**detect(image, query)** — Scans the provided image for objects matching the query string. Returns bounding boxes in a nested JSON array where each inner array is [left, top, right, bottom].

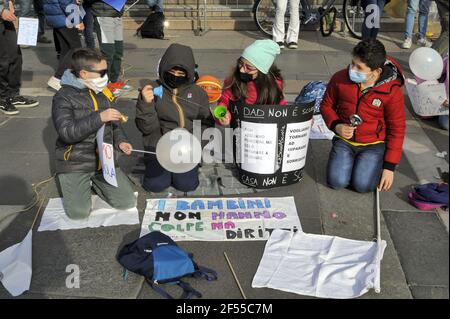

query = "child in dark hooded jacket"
[[135, 43, 213, 193]]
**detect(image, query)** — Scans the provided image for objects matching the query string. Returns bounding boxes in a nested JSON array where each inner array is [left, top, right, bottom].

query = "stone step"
[[124, 4, 254, 18]]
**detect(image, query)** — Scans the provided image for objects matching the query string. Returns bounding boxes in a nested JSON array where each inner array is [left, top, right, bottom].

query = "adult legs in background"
[[273, 0, 288, 46], [0, 21, 23, 114], [286, 0, 300, 47], [53, 27, 82, 79], [361, 0, 386, 40], [432, 0, 449, 55], [83, 6, 96, 49]]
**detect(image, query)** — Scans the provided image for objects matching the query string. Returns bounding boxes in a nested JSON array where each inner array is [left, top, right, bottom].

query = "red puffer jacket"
[[320, 57, 406, 171]]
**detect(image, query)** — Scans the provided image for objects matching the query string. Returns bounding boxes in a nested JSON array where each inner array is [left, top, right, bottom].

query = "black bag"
[[137, 12, 165, 39]]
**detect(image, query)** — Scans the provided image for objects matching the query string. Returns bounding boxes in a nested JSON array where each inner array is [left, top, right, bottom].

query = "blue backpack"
[[117, 231, 217, 299]]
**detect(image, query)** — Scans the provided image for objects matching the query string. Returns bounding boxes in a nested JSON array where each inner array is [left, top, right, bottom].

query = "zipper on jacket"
[[172, 88, 186, 128], [63, 145, 73, 161]]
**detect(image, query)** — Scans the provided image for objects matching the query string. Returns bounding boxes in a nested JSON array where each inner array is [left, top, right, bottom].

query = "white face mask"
[[80, 74, 109, 93]]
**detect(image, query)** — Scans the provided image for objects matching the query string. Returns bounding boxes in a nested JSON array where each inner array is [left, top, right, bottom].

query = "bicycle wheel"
[[253, 0, 289, 38], [343, 0, 365, 39], [319, 6, 337, 37]]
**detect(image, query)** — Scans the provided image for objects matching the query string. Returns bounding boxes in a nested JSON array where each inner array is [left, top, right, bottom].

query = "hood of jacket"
[[60, 69, 88, 90], [158, 43, 196, 88]]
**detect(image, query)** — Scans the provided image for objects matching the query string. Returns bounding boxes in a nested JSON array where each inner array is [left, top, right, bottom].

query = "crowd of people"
[[0, 0, 448, 219]]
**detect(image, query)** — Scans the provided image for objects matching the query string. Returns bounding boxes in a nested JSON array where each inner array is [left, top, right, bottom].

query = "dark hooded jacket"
[[135, 43, 213, 150], [320, 57, 406, 171], [52, 70, 128, 174]]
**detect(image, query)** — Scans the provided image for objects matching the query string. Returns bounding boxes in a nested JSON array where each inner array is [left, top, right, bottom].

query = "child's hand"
[[218, 111, 232, 126], [335, 124, 356, 139], [378, 169, 394, 191], [141, 85, 154, 104], [443, 99, 449, 108], [100, 108, 123, 122], [119, 142, 133, 155]]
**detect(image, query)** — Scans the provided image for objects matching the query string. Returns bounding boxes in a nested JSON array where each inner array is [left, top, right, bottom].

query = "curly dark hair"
[[352, 39, 387, 70]]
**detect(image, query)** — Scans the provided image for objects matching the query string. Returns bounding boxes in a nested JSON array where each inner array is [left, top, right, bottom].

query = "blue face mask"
[[348, 66, 368, 84]]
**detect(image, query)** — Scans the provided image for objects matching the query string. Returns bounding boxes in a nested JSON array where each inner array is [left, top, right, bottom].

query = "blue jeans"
[[327, 138, 386, 193], [405, 0, 431, 39], [362, 0, 386, 40], [143, 158, 199, 193], [146, 0, 164, 12], [439, 115, 449, 131]]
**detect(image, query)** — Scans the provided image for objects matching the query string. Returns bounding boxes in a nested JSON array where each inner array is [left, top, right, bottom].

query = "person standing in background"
[[85, 0, 132, 96], [272, 0, 300, 49], [361, 0, 386, 40], [402, 0, 432, 49], [0, 0, 40, 115], [43, 0, 84, 91], [82, 0, 95, 48], [17, 0, 52, 43], [432, 0, 449, 55]]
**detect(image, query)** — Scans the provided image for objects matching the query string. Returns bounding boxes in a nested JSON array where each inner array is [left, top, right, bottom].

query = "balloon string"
[[131, 149, 156, 155]]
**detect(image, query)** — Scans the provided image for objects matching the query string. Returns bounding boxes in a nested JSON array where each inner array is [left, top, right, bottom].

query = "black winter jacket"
[[135, 43, 214, 151], [52, 70, 128, 174]]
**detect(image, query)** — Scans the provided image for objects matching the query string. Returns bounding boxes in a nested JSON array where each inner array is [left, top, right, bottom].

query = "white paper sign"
[[240, 121, 278, 174], [405, 78, 449, 116], [17, 17, 39, 46], [140, 197, 302, 241], [282, 120, 312, 173], [96, 125, 118, 187]]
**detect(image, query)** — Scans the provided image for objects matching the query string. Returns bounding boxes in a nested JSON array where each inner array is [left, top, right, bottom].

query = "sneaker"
[[401, 38, 412, 49], [287, 42, 298, 49], [37, 35, 52, 44], [417, 37, 432, 47], [10, 95, 39, 108], [0, 99, 19, 115], [276, 42, 285, 49], [47, 76, 62, 91]]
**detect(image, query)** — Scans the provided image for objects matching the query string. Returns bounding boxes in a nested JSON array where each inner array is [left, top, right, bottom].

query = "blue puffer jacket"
[[43, 0, 77, 28]]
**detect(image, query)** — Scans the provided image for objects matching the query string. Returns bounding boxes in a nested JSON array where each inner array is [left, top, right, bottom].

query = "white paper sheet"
[[0, 231, 32, 297], [96, 125, 118, 187], [252, 229, 387, 299], [240, 121, 278, 174], [38, 194, 139, 232], [282, 120, 312, 173], [405, 79, 449, 116], [17, 18, 39, 46]]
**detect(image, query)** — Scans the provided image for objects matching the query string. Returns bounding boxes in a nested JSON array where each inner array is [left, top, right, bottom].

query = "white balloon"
[[156, 128, 202, 174], [409, 47, 444, 81]]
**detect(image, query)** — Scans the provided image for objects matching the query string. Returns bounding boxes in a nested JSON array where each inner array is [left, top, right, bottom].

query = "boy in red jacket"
[[320, 39, 406, 193]]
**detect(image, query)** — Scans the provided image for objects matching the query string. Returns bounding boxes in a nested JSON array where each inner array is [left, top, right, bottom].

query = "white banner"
[[140, 197, 302, 241]]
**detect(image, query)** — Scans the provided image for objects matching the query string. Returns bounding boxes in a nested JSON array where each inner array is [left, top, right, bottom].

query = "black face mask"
[[239, 72, 253, 83], [163, 72, 188, 88]]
